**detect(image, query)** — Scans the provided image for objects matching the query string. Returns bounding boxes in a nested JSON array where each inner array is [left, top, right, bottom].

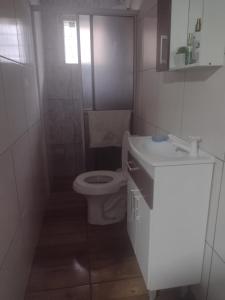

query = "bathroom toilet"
[[73, 132, 129, 225]]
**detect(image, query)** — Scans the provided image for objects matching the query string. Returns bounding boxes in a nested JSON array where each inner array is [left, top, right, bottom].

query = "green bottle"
[[186, 33, 193, 65]]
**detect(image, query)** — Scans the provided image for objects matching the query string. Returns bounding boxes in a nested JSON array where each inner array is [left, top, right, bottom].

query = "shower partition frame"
[[62, 10, 137, 171], [86, 13, 136, 171]]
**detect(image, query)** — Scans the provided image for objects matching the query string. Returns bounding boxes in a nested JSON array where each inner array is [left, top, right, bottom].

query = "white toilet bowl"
[[73, 170, 127, 225], [73, 132, 129, 225]]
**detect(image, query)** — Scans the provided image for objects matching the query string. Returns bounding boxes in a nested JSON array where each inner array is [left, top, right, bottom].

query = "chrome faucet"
[[168, 135, 201, 157]]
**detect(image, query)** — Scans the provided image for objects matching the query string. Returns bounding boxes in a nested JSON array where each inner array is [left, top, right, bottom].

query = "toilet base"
[[86, 188, 127, 225]]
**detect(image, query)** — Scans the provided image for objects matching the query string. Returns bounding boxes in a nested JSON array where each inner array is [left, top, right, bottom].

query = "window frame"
[[62, 15, 79, 65]]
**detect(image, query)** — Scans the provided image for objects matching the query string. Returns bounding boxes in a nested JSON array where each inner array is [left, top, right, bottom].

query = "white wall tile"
[[12, 133, 33, 215], [71, 66, 82, 100], [46, 98, 78, 144], [214, 165, 225, 261], [143, 121, 157, 136], [142, 11, 157, 70], [132, 116, 144, 135], [42, 3, 84, 178], [0, 65, 11, 154], [132, 115, 142, 135], [135, 71, 143, 118], [32, 10, 46, 113], [139, 0, 157, 18], [206, 159, 224, 247], [42, 11, 63, 58], [132, 115, 156, 137], [29, 123, 46, 213], [156, 127, 169, 136], [136, 18, 143, 72], [0, 229, 29, 300], [142, 69, 159, 125], [23, 65, 40, 127], [208, 252, 225, 300], [182, 68, 225, 160], [46, 64, 74, 100], [0, 58, 28, 143], [0, 151, 20, 266], [24, 3, 37, 67], [192, 243, 213, 300], [157, 71, 185, 136]]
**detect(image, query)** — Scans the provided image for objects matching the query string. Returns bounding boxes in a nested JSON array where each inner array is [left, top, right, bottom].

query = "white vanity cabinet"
[[156, 0, 225, 71], [127, 178, 151, 283], [126, 140, 214, 292]]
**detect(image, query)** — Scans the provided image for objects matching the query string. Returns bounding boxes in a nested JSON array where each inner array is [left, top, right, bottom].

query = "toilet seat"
[[73, 170, 126, 196]]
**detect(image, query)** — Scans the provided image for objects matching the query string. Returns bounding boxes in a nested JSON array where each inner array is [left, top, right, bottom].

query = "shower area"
[[42, 5, 135, 187]]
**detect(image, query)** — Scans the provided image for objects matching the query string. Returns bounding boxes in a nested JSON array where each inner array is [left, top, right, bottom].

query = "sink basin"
[[128, 135, 214, 167]]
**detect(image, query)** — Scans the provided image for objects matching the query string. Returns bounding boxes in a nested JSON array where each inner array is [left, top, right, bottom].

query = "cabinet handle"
[[130, 189, 138, 220], [127, 161, 139, 172], [160, 35, 168, 65], [131, 193, 135, 220], [134, 194, 140, 221]]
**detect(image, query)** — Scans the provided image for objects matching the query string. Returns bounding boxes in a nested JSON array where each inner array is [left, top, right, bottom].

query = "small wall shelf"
[[156, 0, 225, 71]]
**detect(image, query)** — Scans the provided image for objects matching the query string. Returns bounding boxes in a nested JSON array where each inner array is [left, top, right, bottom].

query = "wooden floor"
[[25, 191, 149, 300], [25, 188, 192, 300]]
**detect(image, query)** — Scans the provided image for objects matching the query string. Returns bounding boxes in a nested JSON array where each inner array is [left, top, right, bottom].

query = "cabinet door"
[[127, 180, 136, 250], [156, 0, 172, 71], [134, 192, 151, 287]]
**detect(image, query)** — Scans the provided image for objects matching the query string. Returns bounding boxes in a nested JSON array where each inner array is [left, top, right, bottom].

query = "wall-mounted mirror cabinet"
[[156, 0, 225, 71]]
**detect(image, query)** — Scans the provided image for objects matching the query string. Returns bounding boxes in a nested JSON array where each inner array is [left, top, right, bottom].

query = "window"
[[63, 20, 78, 64], [79, 16, 91, 64]]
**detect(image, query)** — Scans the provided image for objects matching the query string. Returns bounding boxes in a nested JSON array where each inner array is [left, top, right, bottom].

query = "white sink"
[[128, 135, 214, 167]]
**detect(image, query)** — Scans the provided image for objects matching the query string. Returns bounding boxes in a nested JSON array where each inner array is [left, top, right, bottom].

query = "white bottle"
[[192, 18, 201, 63]]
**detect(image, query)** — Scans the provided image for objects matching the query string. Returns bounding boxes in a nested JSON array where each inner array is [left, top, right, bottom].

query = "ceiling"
[[35, 0, 143, 10]]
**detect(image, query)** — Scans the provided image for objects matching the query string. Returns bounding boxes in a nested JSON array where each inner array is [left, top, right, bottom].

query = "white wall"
[[0, 0, 49, 299], [135, 1, 225, 299]]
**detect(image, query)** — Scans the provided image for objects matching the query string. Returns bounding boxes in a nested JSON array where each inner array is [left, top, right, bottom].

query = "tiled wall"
[[0, 0, 49, 299], [41, 2, 85, 180], [135, 1, 225, 299]]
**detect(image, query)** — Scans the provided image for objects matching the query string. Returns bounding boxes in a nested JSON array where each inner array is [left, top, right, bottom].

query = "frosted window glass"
[[63, 20, 78, 64], [93, 16, 134, 110]]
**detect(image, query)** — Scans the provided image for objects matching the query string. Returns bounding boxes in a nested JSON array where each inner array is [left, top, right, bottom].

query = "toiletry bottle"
[[192, 18, 201, 63], [186, 33, 193, 65]]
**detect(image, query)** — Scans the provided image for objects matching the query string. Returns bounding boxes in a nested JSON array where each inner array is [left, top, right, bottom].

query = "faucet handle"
[[188, 136, 202, 157], [189, 136, 202, 142]]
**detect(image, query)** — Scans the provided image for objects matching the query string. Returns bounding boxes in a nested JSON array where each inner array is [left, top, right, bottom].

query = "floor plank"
[[27, 244, 89, 292], [40, 221, 87, 235], [26, 285, 90, 300], [92, 278, 149, 300], [90, 254, 142, 283], [38, 232, 87, 247]]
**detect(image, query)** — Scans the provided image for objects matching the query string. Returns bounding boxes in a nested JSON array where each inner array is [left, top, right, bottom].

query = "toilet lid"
[[73, 170, 126, 196]]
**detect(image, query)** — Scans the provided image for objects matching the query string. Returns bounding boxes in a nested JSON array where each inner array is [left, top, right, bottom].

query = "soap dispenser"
[[192, 18, 201, 63]]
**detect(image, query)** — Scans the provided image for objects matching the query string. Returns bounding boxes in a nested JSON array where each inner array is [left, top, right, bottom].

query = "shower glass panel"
[[93, 16, 134, 110], [79, 15, 93, 110]]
